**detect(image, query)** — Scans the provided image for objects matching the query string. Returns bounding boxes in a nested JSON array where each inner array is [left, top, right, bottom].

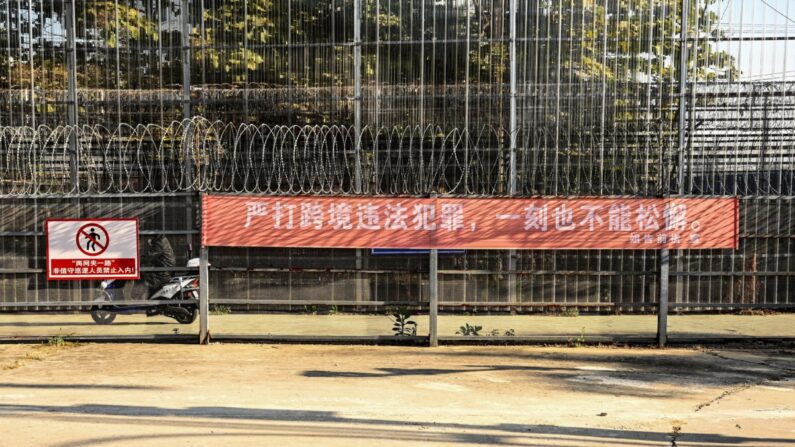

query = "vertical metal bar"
[[4, 0, 12, 125], [507, 0, 518, 309], [509, 0, 517, 192], [65, 0, 78, 192], [199, 245, 210, 344], [26, 0, 34, 128], [673, 0, 690, 313], [353, 0, 363, 302], [156, 0, 164, 124], [113, 0, 121, 125], [658, 248, 669, 347], [353, 0, 362, 192], [598, 1, 608, 195], [677, 0, 689, 194], [419, 0, 424, 125], [429, 247, 438, 347], [181, 0, 192, 120], [243, 0, 249, 121], [552, 0, 562, 195], [182, 1, 195, 255], [463, 0, 470, 191]]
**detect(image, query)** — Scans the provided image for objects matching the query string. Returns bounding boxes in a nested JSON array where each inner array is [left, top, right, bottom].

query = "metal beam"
[[507, 0, 518, 308], [658, 248, 670, 347], [199, 245, 210, 344], [672, 0, 691, 331], [429, 248, 438, 347]]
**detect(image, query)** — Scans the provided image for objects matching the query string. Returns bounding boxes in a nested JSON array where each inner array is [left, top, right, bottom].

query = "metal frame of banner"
[[199, 245, 210, 345], [195, 190, 739, 347], [199, 193, 210, 345]]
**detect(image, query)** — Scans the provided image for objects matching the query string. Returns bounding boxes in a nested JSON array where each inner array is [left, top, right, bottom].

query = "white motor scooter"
[[90, 258, 200, 325]]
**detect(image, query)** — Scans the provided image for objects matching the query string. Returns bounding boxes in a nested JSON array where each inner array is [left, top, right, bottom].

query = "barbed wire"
[[0, 115, 791, 197]]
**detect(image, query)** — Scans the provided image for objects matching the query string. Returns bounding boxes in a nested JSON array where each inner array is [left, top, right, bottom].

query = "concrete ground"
[[0, 313, 793, 340], [0, 343, 793, 446]]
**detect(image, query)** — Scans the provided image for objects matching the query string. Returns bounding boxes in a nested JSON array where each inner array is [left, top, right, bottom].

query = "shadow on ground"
[[1, 403, 792, 447], [0, 383, 164, 390], [303, 349, 794, 399]]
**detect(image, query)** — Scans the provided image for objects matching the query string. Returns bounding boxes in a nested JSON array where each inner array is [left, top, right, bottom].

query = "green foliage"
[[562, 307, 580, 317], [82, 2, 160, 48], [47, 335, 66, 347], [210, 304, 232, 315], [568, 327, 587, 348], [486, 328, 516, 336], [389, 307, 417, 336], [8, 0, 740, 124], [456, 323, 482, 336]]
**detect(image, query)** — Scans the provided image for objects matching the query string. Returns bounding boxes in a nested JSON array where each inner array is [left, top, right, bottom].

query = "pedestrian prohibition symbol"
[[46, 218, 140, 281], [76, 223, 110, 256]]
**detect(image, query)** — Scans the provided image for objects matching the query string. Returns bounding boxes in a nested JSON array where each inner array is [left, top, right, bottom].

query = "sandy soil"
[[0, 343, 793, 446], [1, 313, 794, 340]]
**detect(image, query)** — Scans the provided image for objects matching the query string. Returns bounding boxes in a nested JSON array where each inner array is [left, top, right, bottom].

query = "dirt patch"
[[0, 344, 792, 446], [0, 341, 80, 371]]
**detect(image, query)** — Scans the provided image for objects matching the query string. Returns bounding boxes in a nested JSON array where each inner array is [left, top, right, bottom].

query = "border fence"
[[1, 1, 794, 342]]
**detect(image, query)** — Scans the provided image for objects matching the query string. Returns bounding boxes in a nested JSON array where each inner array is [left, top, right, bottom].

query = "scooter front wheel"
[[90, 291, 117, 325]]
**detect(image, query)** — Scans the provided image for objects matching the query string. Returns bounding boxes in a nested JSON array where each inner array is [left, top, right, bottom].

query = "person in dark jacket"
[[143, 234, 176, 294]]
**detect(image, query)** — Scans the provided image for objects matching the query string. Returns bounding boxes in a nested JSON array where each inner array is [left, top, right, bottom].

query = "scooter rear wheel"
[[174, 306, 198, 325], [90, 291, 117, 325]]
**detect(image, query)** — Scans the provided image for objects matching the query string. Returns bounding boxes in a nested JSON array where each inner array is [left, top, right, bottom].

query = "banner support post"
[[429, 247, 439, 347], [658, 248, 669, 347], [199, 245, 210, 345]]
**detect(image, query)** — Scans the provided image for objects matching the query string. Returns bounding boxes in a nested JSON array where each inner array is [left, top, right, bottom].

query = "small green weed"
[[389, 307, 417, 336], [210, 304, 232, 315], [488, 328, 516, 336], [568, 327, 586, 347], [47, 335, 66, 347], [456, 323, 482, 336]]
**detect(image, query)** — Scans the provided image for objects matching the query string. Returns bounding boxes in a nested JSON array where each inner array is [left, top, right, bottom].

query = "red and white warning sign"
[[46, 219, 139, 281]]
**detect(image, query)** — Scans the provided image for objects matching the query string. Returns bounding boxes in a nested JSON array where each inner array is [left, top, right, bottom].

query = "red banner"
[[202, 195, 738, 250]]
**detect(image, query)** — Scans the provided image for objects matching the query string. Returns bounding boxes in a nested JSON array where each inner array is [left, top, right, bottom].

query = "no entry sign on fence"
[[202, 195, 739, 250], [46, 219, 140, 281]]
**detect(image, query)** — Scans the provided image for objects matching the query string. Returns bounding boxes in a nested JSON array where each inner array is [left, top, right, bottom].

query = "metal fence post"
[[353, 0, 362, 193], [666, 0, 691, 343], [65, 0, 79, 191], [677, 0, 690, 194], [181, 1, 197, 267], [658, 248, 669, 347], [507, 0, 518, 308], [429, 247, 439, 347], [353, 0, 364, 304], [199, 245, 210, 344]]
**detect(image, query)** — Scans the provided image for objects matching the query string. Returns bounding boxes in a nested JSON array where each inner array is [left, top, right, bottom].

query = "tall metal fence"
[[0, 0, 794, 313]]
